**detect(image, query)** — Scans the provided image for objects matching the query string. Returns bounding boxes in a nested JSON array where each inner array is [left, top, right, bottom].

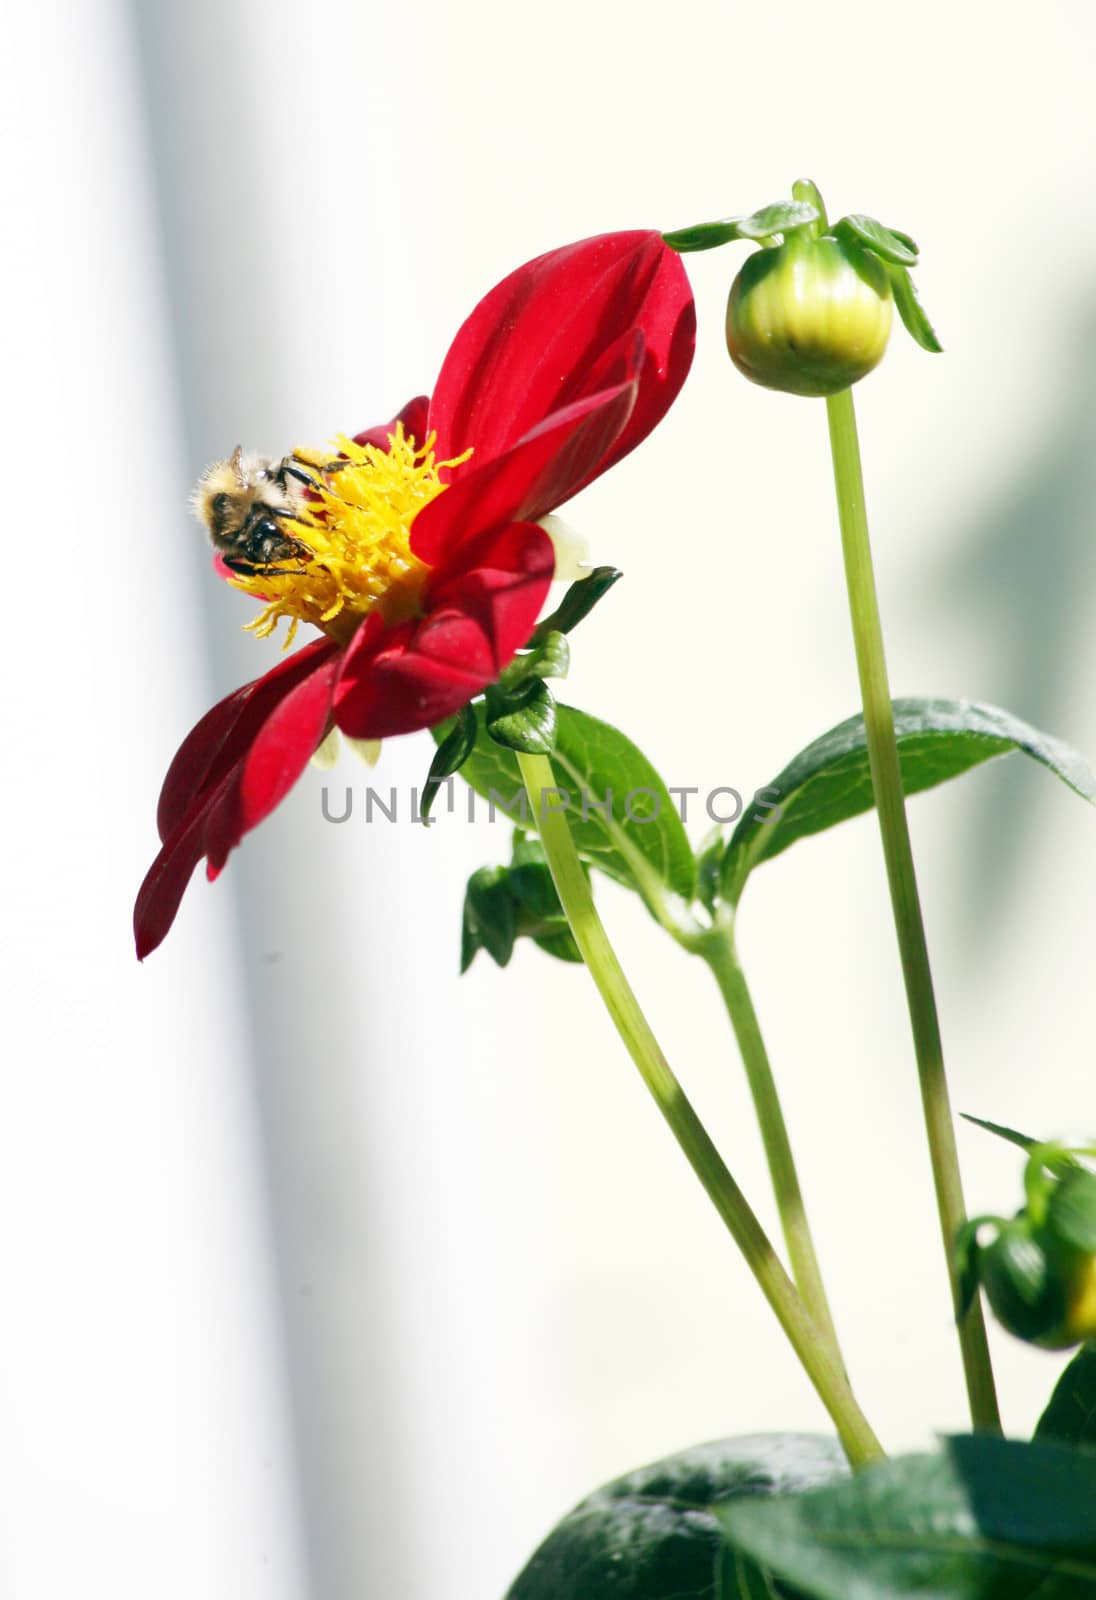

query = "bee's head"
[[190, 448, 251, 535]]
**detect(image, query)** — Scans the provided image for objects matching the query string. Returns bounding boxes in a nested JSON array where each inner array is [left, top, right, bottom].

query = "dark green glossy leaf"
[[499, 631, 571, 691], [529, 566, 622, 644], [888, 262, 943, 352], [462, 866, 515, 970], [532, 929, 583, 963], [1035, 1346, 1096, 1448], [439, 704, 696, 902], [461, 836, 584, 971], [507, 1435, 846, 1600], [835, 213, 919, 266], [979, 1227, 1064, 1342], [960, 1113, 1039, 1153], [421, 703, 477, 824], [720, 1435, 1096, 1600], [485, 679, 557, 754], [721, 698, 1096, 906]]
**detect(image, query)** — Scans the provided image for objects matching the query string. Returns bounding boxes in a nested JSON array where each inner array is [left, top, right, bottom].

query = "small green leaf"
[[1035, 1346, 1096, 1448], [734, 200, 819, 241], [499, 631, 570, 691], [439, 704, 696, 903], [722, 698, 1096, 906], [695, 827, 726, 919], [792, 178, 827, 224], [662, 217, 753, 253], [663, 202, 818, 253], [507, 1435, 846, 1600], [421, 702, 478, 824], [508, 837, 567, 917], [835, 213, 919, 266], [462, 866, 515, 968], [887, 262, 943, 352], [485, 679, 557, 754], [529, 566, 622, 645], [1048, 1170, 1096, 1255], [720, 1435, 1096, 1600], [532, 929, 584, 964], [960, 1113, 1040, 1152], [461, 834, 586, 972]]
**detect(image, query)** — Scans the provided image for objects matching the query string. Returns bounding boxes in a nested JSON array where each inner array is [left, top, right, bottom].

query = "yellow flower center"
[[234, 424, 471, 649]]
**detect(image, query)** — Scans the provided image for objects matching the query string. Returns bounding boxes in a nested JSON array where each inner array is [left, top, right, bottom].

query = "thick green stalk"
[[699, 920, 845, 1369], [518, 751, 885, 1468], [824, 386, 1001, 1434]]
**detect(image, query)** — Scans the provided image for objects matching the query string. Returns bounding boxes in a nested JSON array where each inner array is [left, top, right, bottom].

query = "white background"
[[3, 2, 1095, 1596]]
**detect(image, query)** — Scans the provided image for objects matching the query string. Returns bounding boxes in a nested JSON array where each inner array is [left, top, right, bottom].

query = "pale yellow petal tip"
[[346, 736, 382, 768], [310, 727, 342, 770], [539, 514, 590, 582]]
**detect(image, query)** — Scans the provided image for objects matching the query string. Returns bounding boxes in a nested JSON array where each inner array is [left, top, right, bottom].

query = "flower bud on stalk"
[[725, 235, 894, 398], [662, 182, 941, 396], [956, 1151, 1096, 1349]]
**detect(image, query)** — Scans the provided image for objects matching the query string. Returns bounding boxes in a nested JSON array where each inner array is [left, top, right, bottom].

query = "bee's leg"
[[223, 555, 313, 578], [278, 460, 326, 492], [289, 451, 358, 478]]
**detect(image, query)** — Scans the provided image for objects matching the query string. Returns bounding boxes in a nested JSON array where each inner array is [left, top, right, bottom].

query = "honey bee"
[[191, 445, 317, 575]]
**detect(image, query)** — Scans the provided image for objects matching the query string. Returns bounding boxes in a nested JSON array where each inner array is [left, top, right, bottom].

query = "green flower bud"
[[725, 235, 893, 398]]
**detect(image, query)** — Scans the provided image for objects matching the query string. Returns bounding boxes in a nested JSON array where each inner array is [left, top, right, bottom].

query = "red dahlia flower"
[[135, 231, 695, 958]]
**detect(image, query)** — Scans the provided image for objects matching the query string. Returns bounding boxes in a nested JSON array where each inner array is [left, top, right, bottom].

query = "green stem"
[[824, 386, 1002, 1434], [699, 919, 845, 1370], [518, 751, 885, 1468]]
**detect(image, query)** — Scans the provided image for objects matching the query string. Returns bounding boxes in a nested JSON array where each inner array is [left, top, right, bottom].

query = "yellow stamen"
[[232, 425, 471, 647]]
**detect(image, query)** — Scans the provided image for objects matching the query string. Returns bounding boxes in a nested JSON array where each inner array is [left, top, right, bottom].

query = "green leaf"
[[421, 703, 477, 824], [485, 679, 557, 754], [662, 202, 818, 253], [461, 866, 515, 970], [499, 631, 571, 691], [461, 835, 585, 971], [507, 1435, 846, 1600], [439, 703, 696, 903], [695, 827, 725, 920], [887, 262, 944, 352], [532, 929, 584, 963], [734, 201, 819, 241], [663, 217, 751, 253], [720, 1435, 1096, 1600], [529, 566, 622, 644], [1035, 1346, 1096, 1448], [835, 213, 919, 266], [722, 697, 1096, 906], [960, 1113, 1039, 1153]]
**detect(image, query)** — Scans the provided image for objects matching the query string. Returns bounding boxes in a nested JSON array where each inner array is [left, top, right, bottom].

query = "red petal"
[[136, 643, 338, 958], [334, 522, 553, 738], [203, 652, 340, 873], [428, 231, 694, 469], [409, 374, 637, 566], [427, 520, 555, 662], [353, 394, 430, 451], [156, 638, 336, 841], [135, 808, 215, 962]]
